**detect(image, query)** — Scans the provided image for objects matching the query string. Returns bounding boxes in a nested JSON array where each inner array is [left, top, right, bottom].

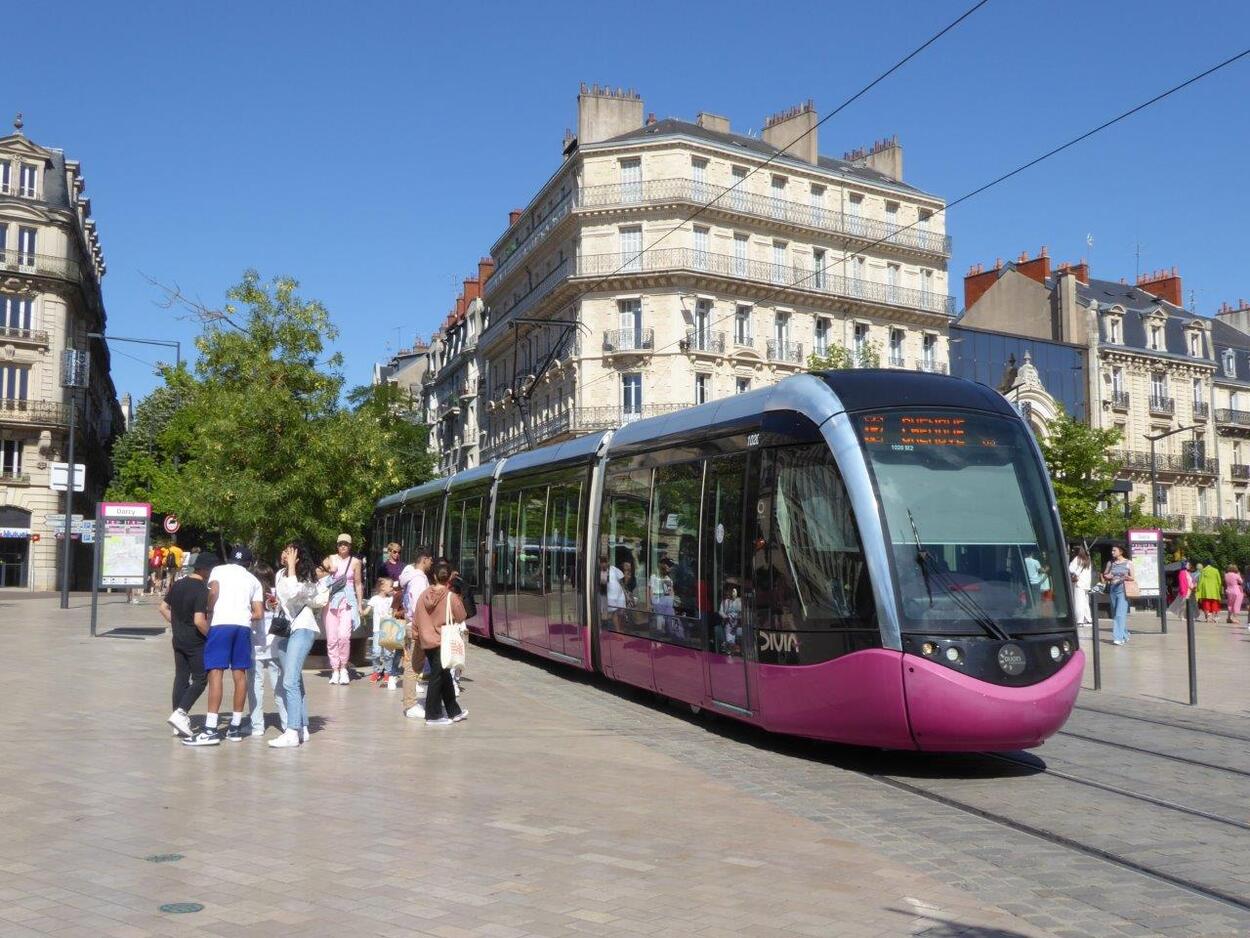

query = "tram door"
[[703, 452, 751, 711], [545, 482, 581, 659]]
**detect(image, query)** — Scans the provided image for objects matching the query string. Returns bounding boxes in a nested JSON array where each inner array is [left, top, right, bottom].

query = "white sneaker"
[[339, 668, 350, 684], [300, 727, 310, 743], [405, 704, 425, 719], [329, 670, 340, 684], [387, 676, 397, 690], [166, 709, 192, 737], [268, 729, 300, 748], [425, 717, 453, 726], [1113, 639, 1126, 646], [452, 709, 469, 723]]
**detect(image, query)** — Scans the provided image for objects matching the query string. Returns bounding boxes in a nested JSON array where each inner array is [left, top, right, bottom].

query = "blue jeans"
[[277, 628, 316, 730], [249, 656, 287, 730], [1110, 586, 1129, 642]]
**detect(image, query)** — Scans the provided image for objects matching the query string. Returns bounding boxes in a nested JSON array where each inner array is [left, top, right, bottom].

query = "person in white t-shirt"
[[247, 562, 288, 736], [184, 545, 264, 747], [399, 549, 432, 718]]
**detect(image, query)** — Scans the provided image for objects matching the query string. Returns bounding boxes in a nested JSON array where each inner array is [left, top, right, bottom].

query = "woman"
[[1194, 560, 1223, 623], [414, 563, 467, 726], [322, 534, 365, 685], [1102, 544, 1134, 646], [1068, 547, 1092, 629], [270, 541, 320, 749], [1224, 564, 1244, 623]]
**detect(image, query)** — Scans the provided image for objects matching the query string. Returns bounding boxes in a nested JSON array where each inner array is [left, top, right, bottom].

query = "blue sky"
[[10, 0, 1250, 402]]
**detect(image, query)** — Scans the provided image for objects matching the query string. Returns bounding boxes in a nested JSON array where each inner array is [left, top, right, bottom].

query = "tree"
[[1037, 410, 1157, 541], [108, 271, 435, 559], [807, 341, 880, 371]]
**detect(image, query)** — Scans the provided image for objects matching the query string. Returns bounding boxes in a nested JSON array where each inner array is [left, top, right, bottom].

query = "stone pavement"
[[0, 593, 1048, 938]]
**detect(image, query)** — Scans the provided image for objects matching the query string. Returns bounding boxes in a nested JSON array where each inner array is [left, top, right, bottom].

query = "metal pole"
[[89, 509, 102, 637], [1150, 438, 1167, 634], [1089, 580, 1102, 691], [59, 393, 76, 610], [1185, 591, 1198, 705]]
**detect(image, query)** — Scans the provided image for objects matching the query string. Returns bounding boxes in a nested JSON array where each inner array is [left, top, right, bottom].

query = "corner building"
[[477, 86, 953, 462]]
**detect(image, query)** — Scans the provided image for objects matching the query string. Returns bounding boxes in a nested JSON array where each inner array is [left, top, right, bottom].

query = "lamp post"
[[1144, 424, 1194, 633], [59, 349, 90, 609]]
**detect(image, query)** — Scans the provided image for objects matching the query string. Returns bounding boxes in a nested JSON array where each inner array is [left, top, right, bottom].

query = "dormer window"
[[1108, 317, 1122, 344], [1149, 324, 1162, 351], [18, 164, 37, 198], [1224, 349, 1237, 378], [1188, 330, 1202, 357]]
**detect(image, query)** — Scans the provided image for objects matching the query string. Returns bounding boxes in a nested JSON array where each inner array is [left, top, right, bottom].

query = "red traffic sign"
[[163, 515, 180, 534]]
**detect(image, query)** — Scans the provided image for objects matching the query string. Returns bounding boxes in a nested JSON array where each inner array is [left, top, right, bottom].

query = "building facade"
[[956, 252, 1233, 534], [472, 86, 954, 463], [0, 116, 124, 589]]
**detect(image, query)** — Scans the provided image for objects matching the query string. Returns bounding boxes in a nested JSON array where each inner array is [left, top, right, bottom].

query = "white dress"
[[1069, 558, 1092, 625]]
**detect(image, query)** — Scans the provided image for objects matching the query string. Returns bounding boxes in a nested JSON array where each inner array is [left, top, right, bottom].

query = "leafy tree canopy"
[[807, 340, 880, 372]]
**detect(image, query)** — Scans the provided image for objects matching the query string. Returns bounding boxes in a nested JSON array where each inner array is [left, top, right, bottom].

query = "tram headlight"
[[1049, 645, 1061, 661], [922, 642, 936, 656], [944, 646, 961, 663], [1061, 640, 1072, 654]]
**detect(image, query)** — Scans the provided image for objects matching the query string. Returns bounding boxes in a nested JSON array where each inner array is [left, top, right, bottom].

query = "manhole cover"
[[144, 854, 184, 863], [159, 903, 203, 914]]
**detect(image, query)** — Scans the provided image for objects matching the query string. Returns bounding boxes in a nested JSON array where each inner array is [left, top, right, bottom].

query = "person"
[[400, 548, 433, 718], [1023, 548, 1049, 605], [381, 542, 404, 582], [270, 541, 322, 748], [148, 544, 165, 594], [1102, 544, 1134, 646], [414, 563, 467, 726], [1068, 547, 1092, 630], [366, 576, 400, 689], [160, 552, 215, 737], [444, 558, 474, 696], [650, 557, 675, 634], [164, 542, 184, 589], [1178, 559, 1194, 606], [1195, 560, 1223, 622], [322, 534, 365, 685], [183, 545, 264, 746], [620, 559, 638, 605], [1224, 563, 1244, 623], [247, 562, 288, 736], [718, 581, 743, 653]]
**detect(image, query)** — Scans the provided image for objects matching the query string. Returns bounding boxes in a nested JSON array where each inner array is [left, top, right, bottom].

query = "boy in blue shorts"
[[184, 545, 264, 746]]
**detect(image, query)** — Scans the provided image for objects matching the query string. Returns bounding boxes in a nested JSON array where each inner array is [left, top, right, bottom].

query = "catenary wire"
[[558, 43, 1250, 405]]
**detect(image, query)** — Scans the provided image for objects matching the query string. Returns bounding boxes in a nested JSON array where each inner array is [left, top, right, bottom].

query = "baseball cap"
[[336, 533, 352, 546], [193, 553, 217, 572], [230, 544, 254, 566]]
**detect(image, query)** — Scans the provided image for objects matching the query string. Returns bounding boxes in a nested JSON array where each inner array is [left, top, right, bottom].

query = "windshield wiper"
[[906, 509, 1010, 642]]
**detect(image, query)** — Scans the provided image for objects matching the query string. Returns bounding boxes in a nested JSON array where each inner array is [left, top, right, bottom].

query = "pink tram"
[[373, 371, 1083, 751]]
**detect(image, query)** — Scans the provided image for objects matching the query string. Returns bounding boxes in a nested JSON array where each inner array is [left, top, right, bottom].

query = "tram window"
[[648, 462, 703, 647], [599, 468, 651, 636], [762, 445, 874, 630], [546, 483, 580, 595], [460, 497, 483, 589], [518, 487, 547, 592], [445, 500, 464, 577], [705, 454, 748, 655], [493, 493, 519, 594]]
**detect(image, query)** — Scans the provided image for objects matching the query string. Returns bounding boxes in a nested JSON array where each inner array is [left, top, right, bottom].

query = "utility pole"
[[1145, 424, 1193, 634], [60, 348, 90, 609]]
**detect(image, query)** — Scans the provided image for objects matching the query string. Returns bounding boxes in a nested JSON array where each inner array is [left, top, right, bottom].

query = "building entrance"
[[0, 506, 32, 588]]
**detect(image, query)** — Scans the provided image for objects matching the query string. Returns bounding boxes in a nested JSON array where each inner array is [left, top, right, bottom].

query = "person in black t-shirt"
[[160, 553, 215, 738]]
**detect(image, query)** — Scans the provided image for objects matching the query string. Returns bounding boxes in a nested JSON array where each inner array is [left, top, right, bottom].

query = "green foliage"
[[1038, 410, 1158, 541], [807, 341, 880, 371], [107, 271, 434, 559], [1177, 526, 1250, 569]]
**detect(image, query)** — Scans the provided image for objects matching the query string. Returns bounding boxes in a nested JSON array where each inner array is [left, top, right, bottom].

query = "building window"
[[18, 164, 37, 198], [847, 192, 863, 216], [1189, 331, 1201, 357], [1238, 493, 1246, 521], [1107, 317, 1121, 343], [810, 184, 825, 225], [733, 232, 748, 276], [617, 299, 642, 349], [1192, 377, 1203, 406], [693, 225, 710, 270], [1151, 371, 1167, 402], [694, 298, 712, 346], [886, 263, 900, 302], [17, 227, 35, 265], [691, 157, 707, 189], [772, 241, 787, 285], [770, 175, 786, 218], [812, 248, 826, 290], [734, 305, 753, 347], [774, 311, 790, 349], [922, 333, 937, 368], [921, 268, 932, 299], [695, 373, 710, 406], [814, 318, 830, 356], [731, 165, 747, 210], [0, 365, 30, 400], [1149, 323, 1162, 351], [1111, 366, 1125, 401], [622, 373, 643, 418], [1224, 349, 1237, 377], [1154, 484, 1168, 515], [853, 322, 869, 364], [0, 162, 9, 194], [1235, 441, 1243, 467], [1197, 488, 1208, 517], [3, 296, 33, 332], [619, 226, 642, 273], [736, 376, 751, 395], [619, 158, 642, 202], [889, 329, 904, 367], [1232, 390, 1242, 412], [918, 208, 932, 230], [885, 201, 899, 225], [1, 439, 20, 477]]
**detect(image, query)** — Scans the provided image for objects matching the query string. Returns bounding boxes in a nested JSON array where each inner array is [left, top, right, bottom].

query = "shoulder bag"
[[268, 612, 292, 638], [440, 592, 467, 671]]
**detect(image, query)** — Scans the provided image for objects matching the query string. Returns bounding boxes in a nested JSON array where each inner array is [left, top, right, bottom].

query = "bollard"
[[1088, 590, 1102, 691], [1185, 596, 1197, 706]]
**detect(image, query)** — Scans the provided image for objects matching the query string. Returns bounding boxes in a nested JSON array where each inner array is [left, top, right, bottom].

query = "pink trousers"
[[324, 606, 354, 669], [1228, 589, 1244, 617]]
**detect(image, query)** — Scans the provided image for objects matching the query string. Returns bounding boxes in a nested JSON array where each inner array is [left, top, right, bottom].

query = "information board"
[[1128, 528, 1161, 599], [98, 502, 151, 588], [860, 414, 976, 448]]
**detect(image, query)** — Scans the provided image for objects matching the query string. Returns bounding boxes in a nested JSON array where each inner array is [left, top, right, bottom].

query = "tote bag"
[[441, 594, 467, 670], [378, 616, 406, 651]]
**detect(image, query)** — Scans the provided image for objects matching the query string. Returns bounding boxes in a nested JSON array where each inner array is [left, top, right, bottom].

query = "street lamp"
[[1144, 424, 1195, 632]]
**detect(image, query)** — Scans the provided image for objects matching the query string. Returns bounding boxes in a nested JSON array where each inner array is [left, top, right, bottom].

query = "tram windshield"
[[856, 409, 1070, 635]]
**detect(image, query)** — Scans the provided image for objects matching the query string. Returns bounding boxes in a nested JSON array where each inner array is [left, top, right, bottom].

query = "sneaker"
[[225, 724, 249, 742], [369, 671, 384, 683], [1113, 639, 1126, 646], [167, 709, 192, 737], [328, 670, 340, 685], [250, 728, 266, 738], [405, 704, 425, 720], [267, 729, 300, 748], [300, 727, 310, 743], [451, 709, 469, 723], [425, 717, 453, 726], [182, 729, 221, 747], [387, 676, 398, 690], [338, 668, 350, 684]]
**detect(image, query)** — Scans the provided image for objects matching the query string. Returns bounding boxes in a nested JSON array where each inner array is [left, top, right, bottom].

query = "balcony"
[[437, 399, 460, 420], [0, 399, 67, 427], [0, 250, 85, 288], [575, 177, 952, 257], [0, 469, 30, 486], [1110, 391, 1130, 411], [1117, 450, 1218, 476], [1193, 401, 1210, 420], [1233, 464, 1250, 481], [1215, 408, 1250, 432], [732, 335, 758, 355], [487, 190, 576, 294], [572, 403, 686, 432], [603, 328, 654, 356], [1155, 514, 1187, 532], [915, 359, 948, 375], [1148, 395, 1175, 416], [766, 339, 804, 365], [0, 326, 49, 347], [684, 330, 725, 355], [458, 378, 479, 400], [1192, 515, 1224, 532], [887, 354, 906, 368]]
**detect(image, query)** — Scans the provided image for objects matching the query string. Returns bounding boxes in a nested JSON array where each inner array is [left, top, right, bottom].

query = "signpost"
[[163, 515, 180, 535], [90, 502, 151, 637], [49, 462, 85, 492]]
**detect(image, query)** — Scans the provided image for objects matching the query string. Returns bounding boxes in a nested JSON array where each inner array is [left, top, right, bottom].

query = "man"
[[183, 545, 264, 746], [399, 548, 432, 718], [161, 552, 215, 738]]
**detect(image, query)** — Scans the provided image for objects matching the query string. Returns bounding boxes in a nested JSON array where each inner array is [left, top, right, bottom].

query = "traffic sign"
[[50, 463, 85, 492], [163, 515, 180, 534]]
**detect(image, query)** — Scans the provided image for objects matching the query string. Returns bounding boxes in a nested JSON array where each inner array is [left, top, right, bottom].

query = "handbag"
[[328, 560, 350, 598], [440, 593, 467, 670], [1125, 578, 1141, 599], [268, 613, 292, 638], [378, 616, 405, 651]]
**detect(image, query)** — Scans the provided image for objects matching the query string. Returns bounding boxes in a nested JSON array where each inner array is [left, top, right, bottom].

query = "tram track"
[[1073, 703, 1250, 744], [1056, 728, 1250, 779]]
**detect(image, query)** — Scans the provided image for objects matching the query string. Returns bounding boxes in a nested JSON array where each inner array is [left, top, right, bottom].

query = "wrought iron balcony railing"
[[0, 326, 49, 346], [0, 250, 86, 286], [916, 359, 948, 374], [0, 469, 30, 485], [1110, 391, 1130, 410], [458, 377, 479, 399], [1215, 408, 1250, 428], [766, 339, 804, 364], [887, 354, 906, 368], [572, 403, 686, 432], [1192, 515, 1223, 532], [487, 190, 576, 293], [1155, 514, 1187, 531], [1192, 401, 1210, 420], [603, 328, 654, 354], [1117, 450, 1218, 475], [0, 399, 67, 426], [684, 330, 725, 354], [576, 177, 952, 256], [1148, 395, 1175, 416], [732, 334, 757, 352]]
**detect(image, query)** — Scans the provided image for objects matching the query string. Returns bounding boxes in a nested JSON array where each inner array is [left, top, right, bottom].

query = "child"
[[248, 562, 287, 736], [366, 577, 400, 688]]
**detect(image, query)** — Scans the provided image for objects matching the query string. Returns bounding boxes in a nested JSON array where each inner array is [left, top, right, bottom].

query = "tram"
[[373, 371, 1082, 751]]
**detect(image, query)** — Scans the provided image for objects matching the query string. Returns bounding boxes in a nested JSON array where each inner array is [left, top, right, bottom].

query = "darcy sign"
[[98, 502, 151, 588]]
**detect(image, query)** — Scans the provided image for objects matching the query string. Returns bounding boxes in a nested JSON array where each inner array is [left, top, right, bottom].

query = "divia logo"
[[759, 631, 799, 655], [997, 643, 1026, 676]]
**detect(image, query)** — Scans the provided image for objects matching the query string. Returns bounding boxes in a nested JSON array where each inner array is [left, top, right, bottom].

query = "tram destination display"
[[859, 413, 988, 449]]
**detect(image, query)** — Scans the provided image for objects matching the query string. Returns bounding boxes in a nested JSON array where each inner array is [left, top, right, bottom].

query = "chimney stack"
[[1016, 246, 1051, 285], [696, 112, 731, 134], [761, 99, 818, 165], [1136, 266, 1183, 306], [478, 257, 495, 286], [964, 260, 1001, 310], [463, 276, 481, 305], [844, 134, 904, 182], [508, 209, 522, 226], [576, 83, 644, 146]]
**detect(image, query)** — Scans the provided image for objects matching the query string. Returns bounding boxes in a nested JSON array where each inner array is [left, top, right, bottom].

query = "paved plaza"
[[0, 593, 1248, 938]]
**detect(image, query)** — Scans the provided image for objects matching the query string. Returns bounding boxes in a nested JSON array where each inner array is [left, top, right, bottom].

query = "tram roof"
[[376, 476, 448, 511], [498, 431, 609, 479], [816, 369, 1017, 417], [446, 460, 499, 492]]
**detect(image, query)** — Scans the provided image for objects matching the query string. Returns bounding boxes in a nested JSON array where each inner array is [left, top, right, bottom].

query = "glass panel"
[[460, 496, 483, 590], [599, 469, 651, 636], [648, 462, 703, 646], [518, 488, 546, 593], [493, 493, 519, 597], [705, 454, 747, 654]]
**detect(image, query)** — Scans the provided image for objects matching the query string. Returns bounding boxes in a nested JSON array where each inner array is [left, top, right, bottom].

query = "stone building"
[[475, 85, 954, 462], [373, 337, 430, 410], [958, 251, 1226, 534], [0, 116, 123, 589]]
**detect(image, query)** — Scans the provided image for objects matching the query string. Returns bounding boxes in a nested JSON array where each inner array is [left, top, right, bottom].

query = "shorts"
[[204, 626, 254, 671]]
